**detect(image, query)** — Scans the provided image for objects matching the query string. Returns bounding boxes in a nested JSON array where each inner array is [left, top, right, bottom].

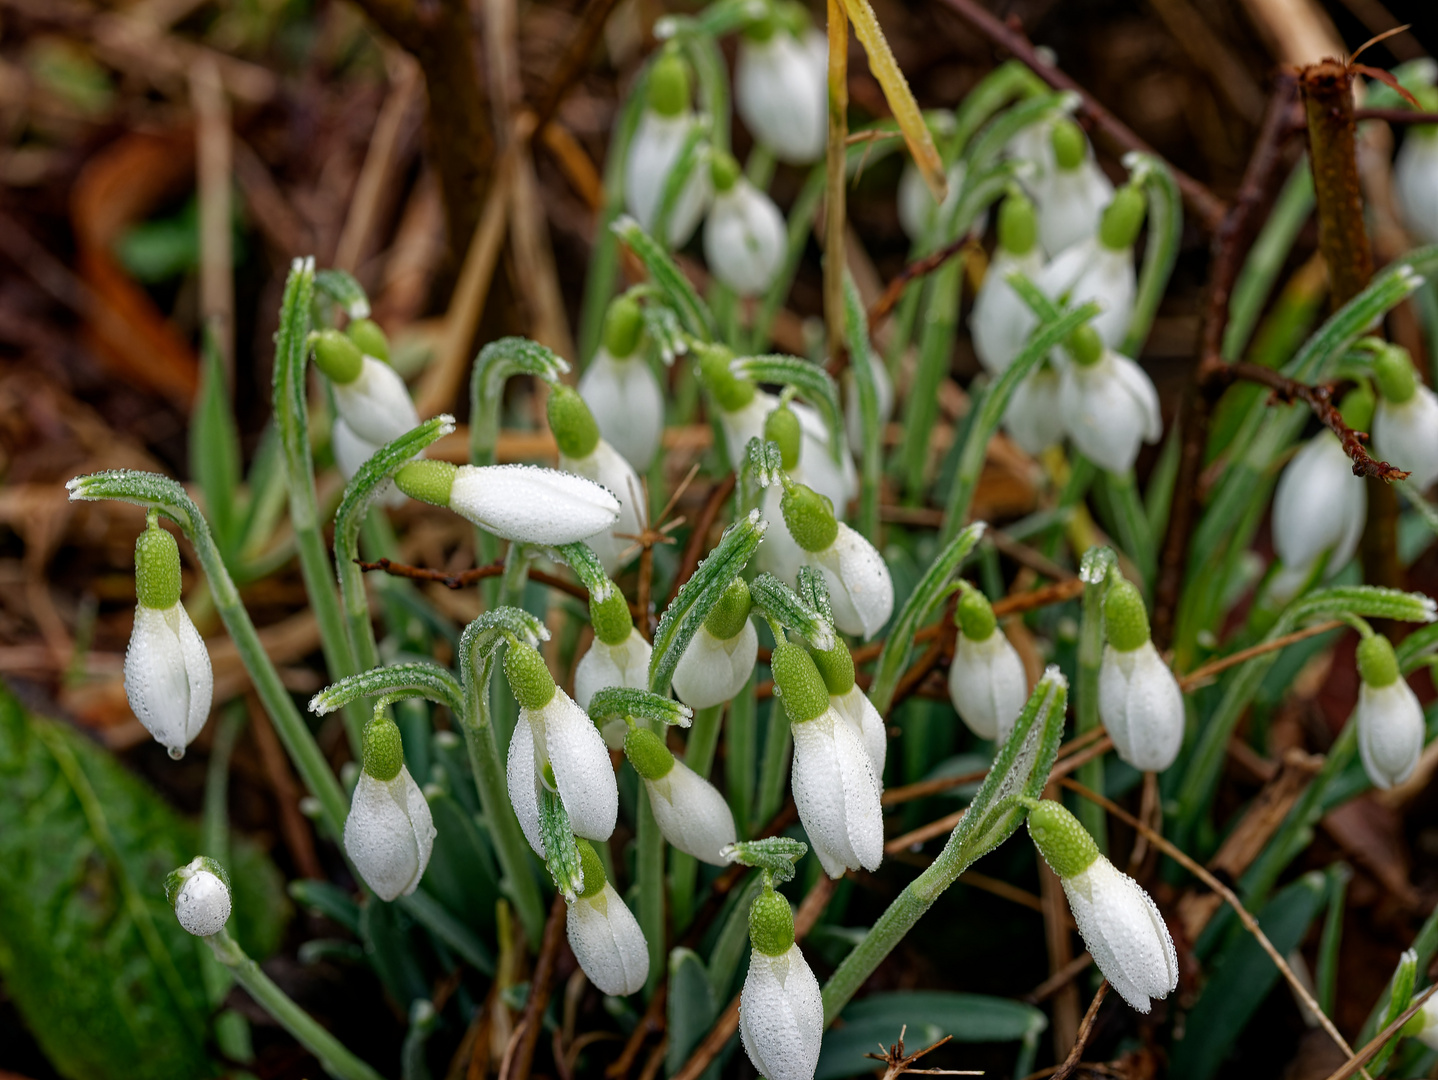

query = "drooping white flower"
[[1373, 344, 1438, 491], [778, 479, 892, 637], [1098, 578, 1183, 772], [567, 840, 649, 995], [124, 522, 212, 760], [672, 577, 758, 709], [740, 892, 823, 1080], [166, 857, 232, 937], [343, 714, 437, 901], [774, 643, 883, 877], [312, 330, 421, 448], [549, 387, 647, 574], [574, 589, 652, 723], [1028, 800, 1178, 1013], [1059, 327, 1161, 475], [625, 52, 711, 247], [812, 639, 887, 776], [1037, 183, 1145, 350], [1270, 421, 1369, 603], [1029, 118, 1114, 257], [505, 642, 618, 851], [972, 192, 1046, 377], [947, 586, 1027, 745], [898, 158, 967, 244], [735, 19, 826, 164], [625, 726, 736, 863], [1004, 364, 1066, 457], [1395, 118, 1438, 244], [395, 460, 621, 548], [1356, 634, 1424, 790], [578, 296, 665, 471], [705, 156, 786, 297]]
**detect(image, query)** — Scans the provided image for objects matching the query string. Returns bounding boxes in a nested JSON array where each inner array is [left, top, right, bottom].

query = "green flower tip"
[[346, 317, 390, 363], [312, 328, 364, 384], [1066, 324, 1104, 368], [711, 151, 741, 193], [135, 523, 182, 610], [956, 585, 997, 642], [809, 639, 855, 696], [1103, 578, 1151, 653], [548, 386, 601, 459], [1357, 633, 1400, 689], [698, 346, 756, 411], [590, 588, 634, 646], [748, 888, 795, 956], [575, 838, 608, 899], [603, 296, 645, 358], [1026, 799, 1100, 878], [1338, 383, 1376, 433], [780, 481, 838, 552], [625, 725, 676, 780], [394, 460, 457, 507], [705, 577, 753, 641], [362, 715, 405, 782], [1374, 345, 1418, 405], [1098, 184, 1146, 252], [505, 641, 557, 710], [764, 404, 802, 470], [1050, 118, 1086, 171], [997, 191, 1037, 256], [770, 642, 830, 724], [648, 52, 691, 118]]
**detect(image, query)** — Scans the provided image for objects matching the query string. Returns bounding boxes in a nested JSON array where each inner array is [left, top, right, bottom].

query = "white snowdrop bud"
[[312, 330, 421, 447], [735, 14, 826, 164], [124, 521, 212, 760], [1373, 345, 1438, 491], [811, 639, 886, 776], [898, 158, 967, 243], [1027, 800, 1178, 1013], [1098, 579, 1183, 772], [626, 726, 737, 864], [505, 642, 619, 852], [704, 156, 786, 297], [741, 888, 823, 1080], [165, 857, 232, 937], [567, 840, 649, 995], [395, 460, 621, 548], [1037, 183, 1145, 350], [1059, 327, 1161, 475], [1004, 364, 1066, 457], [625, 52, 711, 247], [781, 481, 893, 639], [343, 713, 436, 901], [1031, 118, 1114, 257], [579, 297, 665, 471], [575, 590, 652, 725], [1356, 634, 1423, 790], [549, 387, 647, 574], [972, 193, 1045, 377], [773, 643, 883, 877], [672, 578, 758, 709], [1395, 90, 1438, 244], [947, 587, 1028, 745]]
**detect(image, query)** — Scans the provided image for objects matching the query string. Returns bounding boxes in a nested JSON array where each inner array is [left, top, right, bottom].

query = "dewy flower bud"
[[704, 156, 787, 296], [781, 481, 894, 638], [1395, 89, 1438, 245], [549, 387, 647, 573], [1098, 579, 1183, 772], [740, 887, 823, 1080], [1032, 117, 1114, 256], [566, 839, 649, 996], [626, 726, 737, 863], [1027, 800, 1178, 1013], [125, 521, 213, 759], [1356, 634, 1423, 790], [972, 192, 1045, 376], [673, 577, 759, 708], [625, 52, 711, 247], [165, 856, 231, 937], [1059, 330, 1161, 474], [343, 712, 436, 901], [313, 329, 421, 448], [1373, 345, 1438, 491], [1036, 186, 1143, 350], [812, 638, 886, 775], [579, 297, 665, 470], [575, 590, 651, 723], [505, 641, 618, 852], [947, 586, 1027, 745], [773, 643, 883, 877], [395, 460, 621, 547], [735, 19, 826, 164]]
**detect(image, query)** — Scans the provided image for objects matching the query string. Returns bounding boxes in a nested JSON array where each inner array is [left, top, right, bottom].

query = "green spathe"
[[590, 589, 633, 646], [576, 838, 607, 899], [1026, 799, 1100, 878], [698, 346, 756, 411], [346, 318, 390, 363], [748, 888, 795, 957], [997, 191, 1037, 256], [604, 295, 644, 358], [781, 481, 838, 552], [312, 329, 363, 384], [135, 523, 182, 610], [765, 404, 802, 470], [549, 386, 601, 459], [1098, 185, 1146, 252], [956, 584, 996, 642], [1374, 345, 1418, 404], [394, 460, 457, 507], [809, 639, 855, 696], [1103, 578, 1150, 653], [705, 577, 753, 641], [770, 643, 830, 724], [625, 725, 676, 780], [362, 714, 404, 782], [505, 641, 558, 710], [1357, 633, 1400, 688], [648, 52, 690, 118]]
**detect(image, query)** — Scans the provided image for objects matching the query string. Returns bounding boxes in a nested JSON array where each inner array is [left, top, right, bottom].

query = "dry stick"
[[1178, 619, 1344, 691], [1026, 952, 1094, 1004], [503, 893, 569, 1080], [358, 557, 594, 604], [1026, 981, 1109, 1080], [868, 233, 975, 326], [931, 0, 1226, 229], [606, 984, 667, 1080], [1058, 777, 1372, 1078], [1320, 983, 1438, 1080]]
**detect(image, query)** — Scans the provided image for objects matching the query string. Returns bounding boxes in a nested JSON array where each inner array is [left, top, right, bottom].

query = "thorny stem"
[[824, 0, 849, 362]]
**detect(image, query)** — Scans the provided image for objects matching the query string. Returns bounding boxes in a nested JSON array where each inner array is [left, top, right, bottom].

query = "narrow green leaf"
[[545, 541, 614, 602], [191, 325, 242, 556], [309, 662, 466, 718], [723, 836, 808, 882], [667, 949, 719, 1080], [1121, 153, 1183, 357], [732, 355, 844, 465], [587, 687, 694, 729], [842, 272, 882, 540], [538, 789, 584, 901], [612, 216, 716, 342], [749, 573, 834, 650]]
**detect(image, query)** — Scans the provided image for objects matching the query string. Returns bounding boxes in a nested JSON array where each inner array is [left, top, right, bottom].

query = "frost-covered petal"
[[537, 690, 619, 842], [1037, 240, 1136, 350], [947, 631, 1028, 744], [735, 32, 826, 164], [1098, 643, 1183, 772], [343, 767, 436, 901], [1396, 130, 1438, 245], [972, 248, 1045, 377], [832, 683, 887, 776], [705, 181, 787, 296], [672, 620, 759, 709], [578, 349, 666, 471], [124, 602, 212, 758], [450, 464, 621, 546], [1357, 678, 1424, 789], [647, 759, 737, 863], [332, 356, 421, 447], [567, 882, 649, 995], [625, 110, 712, 247], [790, 708, 883, 877], [332, 418, 406, 508], [739, 945, 824, 1080], [1271, 432, 1367, 598], [1062, 857, 1178, 1013], [574, 628, 652, 711], [1375, 385, 1438, 492], [1034, 161, 1113, 257], [560, 440, 647, 573], [1060, 349, 1160, 474], [175, 869, 231, 937], [507, 711, 545, 855], [807, 523, 894, 639]]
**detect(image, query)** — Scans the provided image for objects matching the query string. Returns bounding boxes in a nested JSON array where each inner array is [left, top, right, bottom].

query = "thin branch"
[[1178, 619, 1344, 691], [1353, 107, 1438, 125], [865, 1029, 981, 1079], [529, 0, 624, 134], [868, 233, 976, 326], [357, 557, 594, 604], [1031, 981, 1108, 1080]]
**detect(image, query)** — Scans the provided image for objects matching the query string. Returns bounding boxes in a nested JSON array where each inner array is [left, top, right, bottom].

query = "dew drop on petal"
[[168, 745, 185, 761]]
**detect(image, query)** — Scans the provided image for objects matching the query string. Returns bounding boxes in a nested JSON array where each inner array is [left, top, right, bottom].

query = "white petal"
[[971, 248, 1045, 376], [792, 400, 856, 510], [332, 356, 420, 447], [1396, 131, 1438, 245], [125, 604, 210, 757], [1004, 367, 1066, 457], [1063, 857, 1178, 1013], [1098, 643, 1183, 772], [898, 160, 966, 243], [165, 603, 213, 749], [561, 440, 647, 574], [705, 182, 787, 296], [809, 524, 894, 638], [832, 684, 887, 776], [567, 883, 649, 995], [540, 690, 619, 842], [790, 709, 882, 876], [450, 464, 621, 546], [175, 869, 231, 937], [735, 33, 826, 164], [578, 349, 666, 471], [672, 621, 759, 709], [647, 760, 737, 863], [740, 946, 824, 1080], [1271, 433, 1368, 587], [507, 711, 546, 856], [332, 418, 406, 507], [1357, 679, 1424, 789], [574, 628, 652, 710], [948, 631, 1028, 744], [626, 111, 711, 244], [1060, 350, 1157, 474], [1375, 386, 1438, 491], [1035, 162, 1113, 257], [343, 767, 435, 901]]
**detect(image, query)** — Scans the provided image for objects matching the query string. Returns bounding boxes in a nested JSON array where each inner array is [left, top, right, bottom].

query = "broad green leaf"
[[667, 949, 719, 1080], [420, 790, 499, 938]]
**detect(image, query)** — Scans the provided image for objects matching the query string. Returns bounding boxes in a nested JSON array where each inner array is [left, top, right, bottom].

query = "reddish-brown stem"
[[1353, 107, 1438, 125], [357, 557, 596, 604], [868, 233, 976, 326]]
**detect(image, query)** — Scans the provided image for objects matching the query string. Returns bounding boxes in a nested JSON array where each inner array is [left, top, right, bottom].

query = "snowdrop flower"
[[1031, 118, 1114, 257], [395, 459, 620, 547], [505, 641, 619, 851], [739, 886, 823, 1080], [811, 638, 886, 776], [1269, 390, 1371, 603], [898, 158, 968, 244], [1098, 577, 1183, 772], [1355, 633, 1423, 790], [1037, 183, 1144, 350], [331, 418, 406, 508], [626, 51, 711, 247], [567, 839, 649, 995], [165, 857, 231, 937], [780, 479, 893, 638], [1004, 363, 1066, 457], [1408, 991, 1438, 1050], [549, 387, 647, 574], [1026, 799, 1178, 1013], [1059, 325, 1161, 475], [755, 403, 810, 583], [579, 296, 665, 470], [773, 642, 883, 877], [705, 153, 786, 296], [672, 577, 758, 708], [575, 589, 652, 727], [972, 191, 1046, 376], [124, 519, 212, 759], [312, 328, 421, 448], [947, 585, 1027, 745], [343, 712, 437, 901], [624, 724, 736, 863], [1373, 344, 1438, 491], [1395, 88, 1438, 245], [735, 5, 826, 164], [844, 351, 894, 455]]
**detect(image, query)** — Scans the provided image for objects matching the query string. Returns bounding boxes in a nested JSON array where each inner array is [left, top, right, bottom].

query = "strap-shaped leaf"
[[273, 257, 318, 496], [1122, 153, 1183, 357], [649, 509, 766, 695], [469, 336, 571, 467], [309, 662, 465, 717], [721, 837, 808, 883], [797, 566, 834, 630], [639, 297, 687, 365], [842, 272, 882, 540], [539, 789, 585, 901], [314, 269, 370, 320], [749, 573, 834, 652], [588, 687, 694, 729], [731, 355, 844, 464], [653, 117, 711, 248], [964, 90, 1073, 174], [545, 542, 614, 602], [612, 216, 715, 342]]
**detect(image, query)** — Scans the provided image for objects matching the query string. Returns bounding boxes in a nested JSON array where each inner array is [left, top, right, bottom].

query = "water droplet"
[[168, 745, 185, 761]]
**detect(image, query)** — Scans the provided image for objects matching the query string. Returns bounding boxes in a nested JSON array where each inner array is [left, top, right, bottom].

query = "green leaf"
[[360, 898, 430, 1009], [842, 272, 882, 540], [545, 541, 615, 602], [1122, 153, 1183, 357], [667, 949, 719, 1080], [587, 687, 693, 729], [1367, 948, 1418, 1076], [612, 216, 715, 342], [419, 789, 499, 938], [538, 789, 584, 900], [818, 992, 1047, 1079], [190, 326, 242, 557], [723, 837, 808, 883], [289, 879, 362, 935], [732, 354, 845, 465], [653, 117, 711, 250], [309, 662, 466, 718]]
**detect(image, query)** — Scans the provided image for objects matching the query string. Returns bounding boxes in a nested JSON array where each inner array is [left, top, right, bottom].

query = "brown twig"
[[1353, 107, 1438, 125], [1033, 981, 1108, 1080], [865, 1029, 981, 1079], [502, 893, 569, 1080], [529, 0, 624, 134], [1025, 952, 1094, 1004], [357, 557, 594, 604], [868, 233, 976, 326], [1177, 619, 1344, 691]]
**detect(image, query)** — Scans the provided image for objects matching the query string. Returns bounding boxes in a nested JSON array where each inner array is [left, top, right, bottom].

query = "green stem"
[[1223, 162, 1315, 362], [637, 786, 665, 997], [899, 261, 962, 502], [1103, 470, 1156, 592], [726, 672, 757, 835], [1075, 561, 1110, 853], [670, 704, 725, 929], [754, 708, 792, 831], [207, 928, 385, 1080]]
